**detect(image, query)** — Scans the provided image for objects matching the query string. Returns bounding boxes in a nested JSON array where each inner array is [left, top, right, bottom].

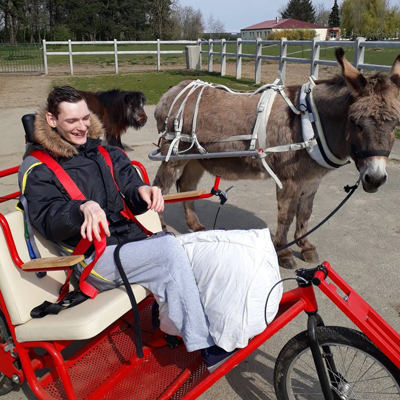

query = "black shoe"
[[201, 345, 237, 373]]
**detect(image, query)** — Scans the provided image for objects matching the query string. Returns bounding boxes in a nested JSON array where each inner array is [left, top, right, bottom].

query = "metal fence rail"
[[0, 43, 44, 73]]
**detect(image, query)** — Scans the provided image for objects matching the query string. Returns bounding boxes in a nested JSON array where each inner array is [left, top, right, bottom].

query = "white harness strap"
[[253, 88, 278, 150], [220, 85, 279, 147], [163, 81, 210, 161], [300, 78, 349, 169], [159, 79, 318, 188]]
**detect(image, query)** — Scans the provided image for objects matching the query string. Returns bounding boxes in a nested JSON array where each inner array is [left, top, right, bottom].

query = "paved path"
[[0, 105, 399, 400]]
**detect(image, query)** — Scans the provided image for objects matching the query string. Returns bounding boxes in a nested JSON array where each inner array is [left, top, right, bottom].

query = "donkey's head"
[[335, 47, 400, 193]]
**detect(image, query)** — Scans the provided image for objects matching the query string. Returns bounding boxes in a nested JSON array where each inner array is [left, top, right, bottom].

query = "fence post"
[[221, 38, 226, 76], [114, 39, 118, 74], [354, 37, 365, 72], [68, 39, 73, 75], [197, 38, 202, 69], [310, 37, 320, 79], [236, 38, 242, 79], [157, 39, 161, 71], [208, 39, 213, 72], [42, 39, 48, 75], [255, 37, 262, 84], [278, 37, 287, 84]]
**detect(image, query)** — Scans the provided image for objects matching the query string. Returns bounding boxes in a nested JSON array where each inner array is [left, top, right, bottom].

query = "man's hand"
[[138, 185, 164, 213], [79, 201, 111, 242]]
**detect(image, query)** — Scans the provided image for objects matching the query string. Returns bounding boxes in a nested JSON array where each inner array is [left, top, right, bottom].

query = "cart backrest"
[[0, 211, 69, 326]]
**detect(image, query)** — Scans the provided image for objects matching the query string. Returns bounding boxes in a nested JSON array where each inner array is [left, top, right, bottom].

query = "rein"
[[276, 180, 360, 252]]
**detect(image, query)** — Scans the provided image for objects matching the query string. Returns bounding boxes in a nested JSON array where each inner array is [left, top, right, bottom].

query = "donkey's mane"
[[312, 75, 352, 117]]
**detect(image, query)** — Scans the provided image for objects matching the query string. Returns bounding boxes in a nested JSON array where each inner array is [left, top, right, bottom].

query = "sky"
[[176, 0, 397, 33]]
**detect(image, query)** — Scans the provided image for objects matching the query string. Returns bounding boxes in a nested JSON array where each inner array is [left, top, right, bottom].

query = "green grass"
[[395, 127, 400, 140], [51, 69, 260, 105]]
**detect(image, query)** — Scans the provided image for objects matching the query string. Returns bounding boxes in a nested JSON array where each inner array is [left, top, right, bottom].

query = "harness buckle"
[[108, 212, 131, 235]]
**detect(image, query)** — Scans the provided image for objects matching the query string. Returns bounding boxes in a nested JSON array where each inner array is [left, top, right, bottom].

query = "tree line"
[[0, 0, 226, 43], [2, 0, 400, 44], [280, 0, 400, 40]]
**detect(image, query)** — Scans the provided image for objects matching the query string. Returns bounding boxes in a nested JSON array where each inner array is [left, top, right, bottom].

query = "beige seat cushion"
[[0, 210, 161, 341], [15, 284, 149, 342]]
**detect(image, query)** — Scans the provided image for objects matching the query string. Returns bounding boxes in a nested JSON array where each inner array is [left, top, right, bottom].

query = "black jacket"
[[20, 110, 149, 252]]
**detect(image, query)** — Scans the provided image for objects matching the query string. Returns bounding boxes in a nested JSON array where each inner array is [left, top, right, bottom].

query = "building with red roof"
[[241, 18, 328, 40]]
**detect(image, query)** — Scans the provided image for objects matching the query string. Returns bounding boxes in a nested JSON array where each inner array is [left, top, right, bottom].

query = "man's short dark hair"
[[47, 86, 85, 118]]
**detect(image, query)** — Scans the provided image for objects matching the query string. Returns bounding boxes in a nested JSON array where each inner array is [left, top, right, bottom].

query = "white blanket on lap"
[[159, 229, 282, 352]]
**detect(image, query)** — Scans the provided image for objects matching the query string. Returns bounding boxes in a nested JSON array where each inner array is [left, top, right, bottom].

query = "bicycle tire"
[[274, 326, 400, 400]]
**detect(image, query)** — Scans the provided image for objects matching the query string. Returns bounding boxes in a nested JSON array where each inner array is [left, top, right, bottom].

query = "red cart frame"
[[0, 162, 399, 400]]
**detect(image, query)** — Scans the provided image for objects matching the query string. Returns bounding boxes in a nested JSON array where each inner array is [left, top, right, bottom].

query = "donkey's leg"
[[153, 160, 188, 231], [177, 161, 206, 232], [274, 180, 302, 269], [295, 178, 321, 263]]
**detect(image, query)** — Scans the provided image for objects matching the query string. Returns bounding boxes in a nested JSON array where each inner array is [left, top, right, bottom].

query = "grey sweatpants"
[[86, 233, 215, 352]]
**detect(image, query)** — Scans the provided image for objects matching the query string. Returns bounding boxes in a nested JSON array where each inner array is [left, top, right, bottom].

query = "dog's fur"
[[80, 89, 147, 148]]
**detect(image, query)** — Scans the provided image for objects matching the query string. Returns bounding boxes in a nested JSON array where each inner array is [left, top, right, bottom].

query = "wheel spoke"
[[278, 328, 400, 400]]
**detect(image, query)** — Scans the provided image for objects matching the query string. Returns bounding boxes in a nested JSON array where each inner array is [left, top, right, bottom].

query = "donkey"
[[153, 48, 400, 269]]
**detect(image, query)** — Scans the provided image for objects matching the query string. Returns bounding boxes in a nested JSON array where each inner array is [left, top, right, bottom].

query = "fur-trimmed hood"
[[34, 107, 104, 158]]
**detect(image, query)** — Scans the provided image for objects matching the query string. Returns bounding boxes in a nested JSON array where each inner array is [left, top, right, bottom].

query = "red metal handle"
[[213, 176, 221, 191]]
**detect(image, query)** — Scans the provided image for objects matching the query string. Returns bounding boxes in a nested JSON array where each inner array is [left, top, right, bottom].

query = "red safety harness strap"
[[30, 150, 86, 201], [30, 148, 152, 301], [97, 145, 153, 236], [30, 150, 101, 300]]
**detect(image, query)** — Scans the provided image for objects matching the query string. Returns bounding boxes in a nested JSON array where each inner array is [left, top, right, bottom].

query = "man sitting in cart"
[[18, 85, 243, 372], [19, 86, 281, 373]]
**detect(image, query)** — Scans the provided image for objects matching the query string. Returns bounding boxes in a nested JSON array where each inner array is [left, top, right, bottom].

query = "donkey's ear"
[[335, 47, 367, 96], [390, 54, 400, 88]]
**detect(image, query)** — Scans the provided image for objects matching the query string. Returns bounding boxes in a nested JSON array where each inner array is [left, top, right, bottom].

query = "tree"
[[314, 2, 329, 25], [341, 0, 400, 39], [0, 0, 205, 42], [147, 0, 173, 39], [328, 0, 340, 27], [280, 0, 316, 23], [174, 5, 204, 39], [0, 0, 27, 43], [207, 14, 225, 39]]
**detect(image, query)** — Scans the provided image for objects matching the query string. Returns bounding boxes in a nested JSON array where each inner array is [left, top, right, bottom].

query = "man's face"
[[46, 100, 91, 146]]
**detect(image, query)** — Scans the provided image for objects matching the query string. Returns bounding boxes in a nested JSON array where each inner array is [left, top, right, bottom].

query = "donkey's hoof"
[[301, 249, 319, 263], [188, 224, 206, 232], [279, 257, 297, 270]]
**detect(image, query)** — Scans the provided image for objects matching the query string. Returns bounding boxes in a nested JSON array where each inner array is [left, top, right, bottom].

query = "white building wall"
[[241, 28, 327, 40], [314, 29, 328, 40]]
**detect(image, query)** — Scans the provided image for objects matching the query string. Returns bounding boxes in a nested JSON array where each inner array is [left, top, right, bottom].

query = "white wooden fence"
[[42, 39, 198, 75], [42, 37, 400, 84]]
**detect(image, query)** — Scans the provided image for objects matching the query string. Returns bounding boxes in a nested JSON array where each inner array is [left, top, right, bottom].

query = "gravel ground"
[[0, 62, 399, 400]]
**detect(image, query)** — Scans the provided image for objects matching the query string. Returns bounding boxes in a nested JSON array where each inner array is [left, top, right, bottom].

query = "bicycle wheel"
[[274, 326, 400, 400], [0, 313, 13, 396]]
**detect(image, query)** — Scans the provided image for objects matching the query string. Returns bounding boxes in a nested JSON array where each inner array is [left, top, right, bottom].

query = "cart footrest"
[[41, 300, 208, 400]]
